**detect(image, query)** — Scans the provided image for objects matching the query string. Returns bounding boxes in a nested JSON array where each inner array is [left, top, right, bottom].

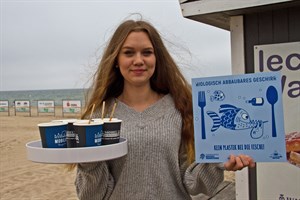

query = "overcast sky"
[[1, 0, 231, 91]]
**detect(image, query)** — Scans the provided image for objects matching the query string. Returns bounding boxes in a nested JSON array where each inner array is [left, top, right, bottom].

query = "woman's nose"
[[133, 53, 144, 66]]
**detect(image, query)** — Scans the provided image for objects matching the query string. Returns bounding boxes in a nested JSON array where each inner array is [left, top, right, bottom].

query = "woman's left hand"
[[223, 154, 256, 171]]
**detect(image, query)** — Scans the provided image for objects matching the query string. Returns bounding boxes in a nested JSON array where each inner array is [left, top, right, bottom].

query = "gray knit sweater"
[[75, 94, 224, 200]]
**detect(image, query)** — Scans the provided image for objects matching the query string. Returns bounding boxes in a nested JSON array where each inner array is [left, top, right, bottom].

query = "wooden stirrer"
[[109, 102, 117, 121], [101, 101, 105, 120], [88, 104, 95, 124]]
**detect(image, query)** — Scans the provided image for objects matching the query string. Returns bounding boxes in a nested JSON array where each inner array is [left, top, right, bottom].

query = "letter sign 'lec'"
[[258, 47, 300, 99], [259, 50, 300, 72]]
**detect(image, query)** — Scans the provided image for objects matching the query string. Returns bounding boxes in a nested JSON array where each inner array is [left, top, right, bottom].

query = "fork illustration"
[[198, 91, 206, 139]]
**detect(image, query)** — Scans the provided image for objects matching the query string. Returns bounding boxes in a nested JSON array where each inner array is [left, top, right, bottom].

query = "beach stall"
[[14, 100, 31, 116], [37, 100, 55, 116], [179, 0, 300, 199], [62, 100, 82, 117], [0, 100, 10, 116]]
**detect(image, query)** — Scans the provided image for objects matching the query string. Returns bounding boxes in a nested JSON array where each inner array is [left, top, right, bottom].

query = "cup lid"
[[92, 118, 104, 123], [38, 121, 68, 127], [103, 118, 122, 123], [52, 119, 78, 123], [73, 120, 103, 126]]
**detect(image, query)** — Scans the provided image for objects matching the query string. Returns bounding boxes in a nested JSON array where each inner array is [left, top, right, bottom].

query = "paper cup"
[[102, 118, 122, 145], [52, 119, 79, 148], [38, 122, 68, 148], [73, 121, 104, 147]]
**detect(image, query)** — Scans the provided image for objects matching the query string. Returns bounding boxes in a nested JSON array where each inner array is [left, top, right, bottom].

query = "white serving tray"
[[26, 137, 128, 164]]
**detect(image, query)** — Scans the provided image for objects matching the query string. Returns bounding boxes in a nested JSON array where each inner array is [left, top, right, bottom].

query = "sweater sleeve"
[[180, 148, 224, 196], [183, 162, 224, 196], [75, 162, 114, 200]]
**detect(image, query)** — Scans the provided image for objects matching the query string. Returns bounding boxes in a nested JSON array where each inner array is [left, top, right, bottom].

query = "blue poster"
[[192, 72, 287, 163]]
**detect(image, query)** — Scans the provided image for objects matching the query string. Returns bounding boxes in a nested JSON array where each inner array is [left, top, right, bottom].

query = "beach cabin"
[[179, 0, 300, 200]]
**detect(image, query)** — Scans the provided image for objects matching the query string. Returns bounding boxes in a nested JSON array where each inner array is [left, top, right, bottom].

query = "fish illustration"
[[210, 90, 225, 102], [206, 104, 267, 139]]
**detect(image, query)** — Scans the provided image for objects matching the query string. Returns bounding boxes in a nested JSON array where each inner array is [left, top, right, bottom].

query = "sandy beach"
[[0, 108, 79, 200], [0, 107, 234, 200]]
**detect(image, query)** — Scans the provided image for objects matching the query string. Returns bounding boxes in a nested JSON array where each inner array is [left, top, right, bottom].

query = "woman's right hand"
[[223, 154, 256, 171]]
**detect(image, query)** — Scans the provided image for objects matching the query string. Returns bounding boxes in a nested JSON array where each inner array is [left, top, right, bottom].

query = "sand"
[[0, 108, 79, 200], [0, 107, 234, 200]]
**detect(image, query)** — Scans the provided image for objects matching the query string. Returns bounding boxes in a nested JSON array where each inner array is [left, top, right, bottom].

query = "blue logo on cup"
[[73, 120, 103, 147], [85, 126, 103, 146], [38, 122, 68, 148], [45, 128, 67, 148]]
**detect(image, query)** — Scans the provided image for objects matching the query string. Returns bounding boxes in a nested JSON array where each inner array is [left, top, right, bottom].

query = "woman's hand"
[[223, 154, 256, 171]]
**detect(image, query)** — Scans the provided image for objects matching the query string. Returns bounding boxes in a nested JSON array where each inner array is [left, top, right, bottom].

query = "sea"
[[0, 88, 88, 107]]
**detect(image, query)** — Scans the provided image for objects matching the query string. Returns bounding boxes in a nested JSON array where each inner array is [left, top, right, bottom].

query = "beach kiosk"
[[179, 1, 300, 199]]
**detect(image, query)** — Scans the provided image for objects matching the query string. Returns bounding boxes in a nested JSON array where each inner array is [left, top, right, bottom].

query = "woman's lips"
[[131, 69, 146, 75]]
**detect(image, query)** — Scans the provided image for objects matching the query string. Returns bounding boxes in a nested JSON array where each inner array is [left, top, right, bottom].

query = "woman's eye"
[[122, 49, 153, 57], [124, 51, 134, 56], [143, 51, 153, 56]]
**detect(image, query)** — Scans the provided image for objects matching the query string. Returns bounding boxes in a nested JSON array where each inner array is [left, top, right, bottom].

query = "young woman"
[[75, 19, 255, 200]]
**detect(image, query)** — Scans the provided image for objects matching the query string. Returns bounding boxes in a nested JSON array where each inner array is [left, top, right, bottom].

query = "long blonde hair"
[[81, 20, 195, 165]]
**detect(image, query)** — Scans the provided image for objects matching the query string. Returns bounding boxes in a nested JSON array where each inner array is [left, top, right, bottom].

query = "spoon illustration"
[[266, 86, 278, 137]]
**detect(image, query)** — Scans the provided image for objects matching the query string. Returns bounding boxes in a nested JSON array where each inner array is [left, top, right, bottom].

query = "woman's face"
[[117, 31, 156, 88]]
